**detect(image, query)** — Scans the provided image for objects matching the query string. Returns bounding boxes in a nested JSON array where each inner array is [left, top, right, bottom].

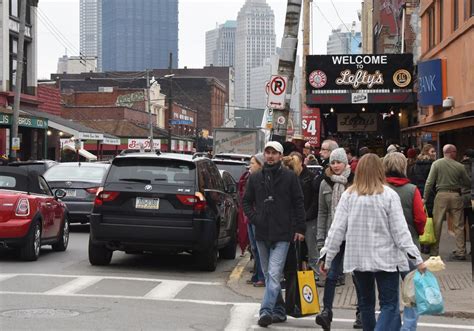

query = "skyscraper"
[[205, 20, 236, 67], [80, 0, 101, 70], [327, 23, 362, 55], [101, 0, 178, 71], [235, 0, 275, 108]]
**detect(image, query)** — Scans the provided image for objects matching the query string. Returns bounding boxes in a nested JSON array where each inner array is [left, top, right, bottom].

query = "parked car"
[[212, 158, 248, 182], [43, 162, 110, 224], [219, 169, 239, 207], [0, 166, 69, 261], [88, 151, 238, 271], [9, 160, 58, 175]]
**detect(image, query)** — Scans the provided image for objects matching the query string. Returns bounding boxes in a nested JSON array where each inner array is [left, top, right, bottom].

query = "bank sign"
[[306, 54, 415, 104], [417, 59, 447, 106]]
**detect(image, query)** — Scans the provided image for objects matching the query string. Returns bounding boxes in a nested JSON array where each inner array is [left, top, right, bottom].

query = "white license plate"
[[64, 189, 76, 197], [135, 197, 160, 210]]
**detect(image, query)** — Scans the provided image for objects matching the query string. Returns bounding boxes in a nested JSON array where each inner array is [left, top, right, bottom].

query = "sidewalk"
[[227, 222, 473, 318]]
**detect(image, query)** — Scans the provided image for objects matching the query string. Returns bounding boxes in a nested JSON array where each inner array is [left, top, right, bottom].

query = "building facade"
[[405, 0, 474, 153], [79, 0, 101, 70], [206, 20, 236, 67], [101, 0, 178, 71], [327, 23, 362, 55], [57, 55, 97, 74], [235, 0, 275, 108]]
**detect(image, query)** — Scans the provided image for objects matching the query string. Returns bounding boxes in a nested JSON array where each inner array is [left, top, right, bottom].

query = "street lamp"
[[147, 71, 174, 152]]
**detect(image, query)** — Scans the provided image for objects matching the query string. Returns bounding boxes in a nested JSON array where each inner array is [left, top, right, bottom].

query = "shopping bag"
[[401, 270, 416, 308], [284, 242, 320, 317], [414, 271, 444, 315], [419, 215, 436, 245]]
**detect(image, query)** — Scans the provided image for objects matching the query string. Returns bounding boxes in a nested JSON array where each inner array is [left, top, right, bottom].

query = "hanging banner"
[[337, 113, 377, 132], [301, 105, 321, 147]]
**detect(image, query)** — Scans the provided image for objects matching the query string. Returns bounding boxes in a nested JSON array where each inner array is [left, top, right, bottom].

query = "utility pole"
[[301, 0, 311, 131], [270, 0, 302, 143], [146, 69, 154, 151], [10, 0, 28, 160], [167, 53, 173, 152]]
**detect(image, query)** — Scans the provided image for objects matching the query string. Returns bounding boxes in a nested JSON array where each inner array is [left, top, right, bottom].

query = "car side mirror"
[[54, 189, 67, 200]]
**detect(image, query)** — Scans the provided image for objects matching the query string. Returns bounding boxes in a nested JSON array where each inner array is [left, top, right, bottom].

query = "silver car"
[[44, 163, 110, 223]]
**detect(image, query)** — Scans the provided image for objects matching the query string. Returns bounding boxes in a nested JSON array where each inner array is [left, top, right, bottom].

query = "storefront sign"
[[102, 137, 121, 145], [417, 59, 447, 106], [306, 54, 415, 104], [337, 113, 377, 132], [11, 137, 20, 151], [78, 132, 104, 140], [301, 105, 321, 147], [0, 114, 48, 129], [127, 138, 161, 150]]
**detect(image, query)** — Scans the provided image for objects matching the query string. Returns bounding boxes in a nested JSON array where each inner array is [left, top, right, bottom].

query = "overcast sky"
[[37, 0, 361, 79]]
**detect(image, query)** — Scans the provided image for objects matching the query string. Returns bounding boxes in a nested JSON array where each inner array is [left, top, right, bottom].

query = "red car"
[[0, 166, 69, 261]]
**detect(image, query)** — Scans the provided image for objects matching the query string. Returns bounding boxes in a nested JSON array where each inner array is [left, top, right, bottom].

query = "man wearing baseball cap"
[[243, 141, 306, 327]]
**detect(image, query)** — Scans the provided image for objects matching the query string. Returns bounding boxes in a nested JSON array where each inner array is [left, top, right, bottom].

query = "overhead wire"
[[314, 4, 347, 45], [329, 0, 361, 43]]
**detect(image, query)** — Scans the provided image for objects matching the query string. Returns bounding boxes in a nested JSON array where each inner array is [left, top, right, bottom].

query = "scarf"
[[330, 166, 351, 218]]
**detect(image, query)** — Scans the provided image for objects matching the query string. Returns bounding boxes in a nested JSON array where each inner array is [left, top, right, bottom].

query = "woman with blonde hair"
[[319, 153, 426, 331]]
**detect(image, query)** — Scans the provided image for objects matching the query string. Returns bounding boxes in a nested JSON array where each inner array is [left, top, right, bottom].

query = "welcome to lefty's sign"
[[267, 75, 288, 110], [305, 54, 415, 105]]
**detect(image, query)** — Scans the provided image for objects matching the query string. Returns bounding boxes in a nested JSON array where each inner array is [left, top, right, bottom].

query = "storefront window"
[[454, 0, 459, 30], [428, 6, 435, 49]]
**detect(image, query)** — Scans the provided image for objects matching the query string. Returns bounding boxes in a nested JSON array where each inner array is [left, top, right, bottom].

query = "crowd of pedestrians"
[[238, 140, 473, 330]]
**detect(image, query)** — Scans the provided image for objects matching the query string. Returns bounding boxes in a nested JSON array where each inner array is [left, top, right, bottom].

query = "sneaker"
[[315, 309, 332, 330], [336, 276, 346, 287], [449, 253, 466, 261], [272, 315, 287, 323], [353, 312, 363, 329], [258, 314, 272, 327]]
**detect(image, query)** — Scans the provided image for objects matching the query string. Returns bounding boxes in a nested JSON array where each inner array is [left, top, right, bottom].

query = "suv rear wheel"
[[195, 245, 218, 271], [88, 237, 113, 266], [219, 221, 237, 260]]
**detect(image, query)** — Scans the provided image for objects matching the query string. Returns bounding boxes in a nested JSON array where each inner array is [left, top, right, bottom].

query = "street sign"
[[170, 119, 193, 125], [12, 137, 20, 151], [267, 75, 288, 110]]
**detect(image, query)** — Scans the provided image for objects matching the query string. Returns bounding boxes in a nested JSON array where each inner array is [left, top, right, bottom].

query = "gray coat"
[[317, 179, 333, 244]]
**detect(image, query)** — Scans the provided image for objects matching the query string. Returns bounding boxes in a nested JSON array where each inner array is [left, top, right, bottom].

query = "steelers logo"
[[302, 285, 314, 303], [309, 70, 327, 88], [393, 69, 412, 88]]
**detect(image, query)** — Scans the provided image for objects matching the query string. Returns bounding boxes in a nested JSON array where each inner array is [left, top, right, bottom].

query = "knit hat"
[[329, 148, 348, 165], [387, 144, 399, 154], [264, 141, 284, 154], [253, 152, 265, 166], [407, 148, 417, 159]]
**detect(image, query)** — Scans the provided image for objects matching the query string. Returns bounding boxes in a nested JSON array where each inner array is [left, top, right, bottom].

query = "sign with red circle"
[[309, 70, 327, 88]]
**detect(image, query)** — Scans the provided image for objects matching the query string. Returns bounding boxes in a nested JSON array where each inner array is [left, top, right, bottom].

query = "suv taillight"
[[16, 198, 30, 216], [176, 192, 207, 211], [94, 191, 120, 206]]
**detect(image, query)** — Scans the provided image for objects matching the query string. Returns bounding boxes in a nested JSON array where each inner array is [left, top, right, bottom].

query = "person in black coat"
[[243, 141, 306, 327], [412, 144, 437, 216]]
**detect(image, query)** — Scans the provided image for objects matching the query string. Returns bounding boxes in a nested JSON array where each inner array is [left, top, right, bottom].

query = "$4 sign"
[[302, 119, 318, 135]]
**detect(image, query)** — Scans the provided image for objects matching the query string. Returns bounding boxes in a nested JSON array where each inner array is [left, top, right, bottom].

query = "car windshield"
[[107, 158, 196, 185], [214, 162, 247, 181], [44, 165, 108, 182]]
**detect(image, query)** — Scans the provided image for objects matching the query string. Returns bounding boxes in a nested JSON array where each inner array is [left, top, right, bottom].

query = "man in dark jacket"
[[243, 141, 306, 328]]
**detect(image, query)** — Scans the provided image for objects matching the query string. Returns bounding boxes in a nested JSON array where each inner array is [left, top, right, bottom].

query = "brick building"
[[401, 0, 474, 153]]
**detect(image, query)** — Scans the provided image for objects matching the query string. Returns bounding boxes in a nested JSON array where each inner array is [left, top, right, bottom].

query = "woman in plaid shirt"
[[319, 153, 426, 331]]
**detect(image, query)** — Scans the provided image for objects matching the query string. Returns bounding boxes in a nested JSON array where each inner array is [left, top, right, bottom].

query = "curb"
[[227, 253, 251, 287]]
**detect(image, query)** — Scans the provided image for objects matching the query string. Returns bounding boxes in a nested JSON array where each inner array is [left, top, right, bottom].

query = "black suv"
[[88, 152, 238, 271]]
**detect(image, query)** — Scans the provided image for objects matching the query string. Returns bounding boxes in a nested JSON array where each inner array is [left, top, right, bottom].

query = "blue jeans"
[[323, 242, 345, 311], [256, 240, 290, 318], [400, 260, 418, 331], [247, 224, 264, 283], [354, 271, 401, 331]]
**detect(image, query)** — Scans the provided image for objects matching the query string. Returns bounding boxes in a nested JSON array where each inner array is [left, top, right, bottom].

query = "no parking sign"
[[267, 75, 288, 110]]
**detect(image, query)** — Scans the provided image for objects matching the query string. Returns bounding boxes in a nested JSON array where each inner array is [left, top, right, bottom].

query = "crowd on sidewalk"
[[237, 139, 473, 330]]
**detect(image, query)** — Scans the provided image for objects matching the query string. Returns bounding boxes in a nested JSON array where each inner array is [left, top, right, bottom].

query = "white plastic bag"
[[401, 270, 417, 308], [424, 256, 446, 272]]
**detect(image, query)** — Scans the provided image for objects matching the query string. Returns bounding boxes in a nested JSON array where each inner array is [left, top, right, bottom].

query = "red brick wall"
[[37, 84, 62, 115], [62, 106, 155, 126], [62, 89, 146, 112]]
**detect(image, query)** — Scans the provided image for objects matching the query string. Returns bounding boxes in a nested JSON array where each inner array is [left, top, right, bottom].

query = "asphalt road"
[[1, 226, 473, 330]]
